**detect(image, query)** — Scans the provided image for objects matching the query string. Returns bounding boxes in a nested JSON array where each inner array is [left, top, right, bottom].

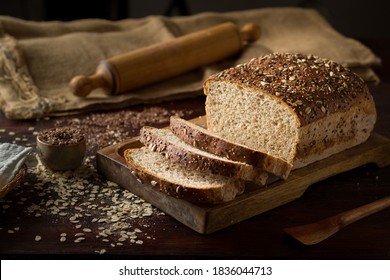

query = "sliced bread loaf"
[[204, 53, 376, 168], [170, 116, 292, 179], [139, 126, 268, 185], [124, 147, 245, 204]]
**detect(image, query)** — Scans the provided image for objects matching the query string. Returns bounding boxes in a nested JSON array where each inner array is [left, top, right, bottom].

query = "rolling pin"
[[70, 22, 261, 97]]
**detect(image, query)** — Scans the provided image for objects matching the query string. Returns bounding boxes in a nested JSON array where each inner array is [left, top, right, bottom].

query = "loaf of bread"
[[204, 53, 377, 168], [170, 116, 292, 179], [124, 147, 245, 204], [139, 126, 268, 185]]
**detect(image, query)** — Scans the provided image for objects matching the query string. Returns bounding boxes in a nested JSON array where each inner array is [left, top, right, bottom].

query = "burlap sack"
[[0, 7, 380, 119]]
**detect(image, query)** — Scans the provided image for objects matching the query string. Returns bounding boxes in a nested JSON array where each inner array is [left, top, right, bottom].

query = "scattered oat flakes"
[[1, 109, 174, 253], [95, 249, 106, 255], [74, 237, 85, 243]]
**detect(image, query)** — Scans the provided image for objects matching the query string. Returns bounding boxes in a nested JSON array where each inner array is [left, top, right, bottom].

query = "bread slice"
[[170, 116, 292, 179], [124, 147, 245, 204], [204, 53, 376, 168], [139, 126, 268, 185]]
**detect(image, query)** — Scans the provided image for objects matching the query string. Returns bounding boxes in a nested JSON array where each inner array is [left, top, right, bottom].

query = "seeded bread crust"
[[204, 52, 377, 167], [139, 126, 268, 185], [124, 147, 245, 204], [170, 116, 292, 179], [205, 53, 375, 127]]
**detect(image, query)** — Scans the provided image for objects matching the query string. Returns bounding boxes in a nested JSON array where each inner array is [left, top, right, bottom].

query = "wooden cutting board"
[[96, 122, 390, 234]]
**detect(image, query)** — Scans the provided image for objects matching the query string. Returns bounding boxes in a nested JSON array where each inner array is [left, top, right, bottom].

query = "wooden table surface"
[[1, 39, 390, 260]]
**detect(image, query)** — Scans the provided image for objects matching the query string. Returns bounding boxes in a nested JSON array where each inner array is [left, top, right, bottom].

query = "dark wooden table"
[[1, 39, 390, 260]]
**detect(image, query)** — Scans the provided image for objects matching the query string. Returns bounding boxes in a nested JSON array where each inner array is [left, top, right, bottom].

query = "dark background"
[[0, 0, 389, 39]]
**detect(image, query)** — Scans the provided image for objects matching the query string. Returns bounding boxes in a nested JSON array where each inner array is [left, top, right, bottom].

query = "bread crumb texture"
[[124, 147, 245, 204], [205, 53, 376, 165], [207, 53, 374, 126]]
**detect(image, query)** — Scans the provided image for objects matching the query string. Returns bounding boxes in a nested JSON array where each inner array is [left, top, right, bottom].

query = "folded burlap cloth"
[[0, 7, 380, 119]]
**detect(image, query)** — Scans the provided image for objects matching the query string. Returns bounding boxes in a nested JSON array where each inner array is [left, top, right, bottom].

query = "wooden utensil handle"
[[70, 22, 260, 97], [340, 196, 390, 227]]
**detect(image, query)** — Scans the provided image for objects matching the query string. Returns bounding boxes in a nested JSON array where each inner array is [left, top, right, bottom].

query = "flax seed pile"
[[0, 106, 196, 254], [38, 127, 85, 145], [56, 106, 191, 155]]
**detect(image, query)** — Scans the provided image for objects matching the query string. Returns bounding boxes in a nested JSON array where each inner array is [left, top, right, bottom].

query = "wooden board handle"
[[70, 22, 260, 97]]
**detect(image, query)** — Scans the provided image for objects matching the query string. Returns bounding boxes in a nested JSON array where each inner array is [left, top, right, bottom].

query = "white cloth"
[[0, 143, 32, 188]]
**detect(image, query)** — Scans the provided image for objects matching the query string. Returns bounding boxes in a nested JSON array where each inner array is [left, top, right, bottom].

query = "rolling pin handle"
[[239, 23, 261, 43], [70, 23, 260, 97], [70, 71, 111, 97]]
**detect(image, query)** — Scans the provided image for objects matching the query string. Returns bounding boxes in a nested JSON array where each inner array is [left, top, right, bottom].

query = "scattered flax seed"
[[60, 236, 67, 242], [82, 228, 92, 233], [35, 235, 42, 241]]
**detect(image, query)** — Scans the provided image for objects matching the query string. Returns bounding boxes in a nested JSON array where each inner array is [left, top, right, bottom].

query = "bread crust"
[[170, 116, 292, 179], [204, 53, 375, 127], [204, 52, 377, 167], [139, 126, 268, 185], [124, 148, 245, 204]]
